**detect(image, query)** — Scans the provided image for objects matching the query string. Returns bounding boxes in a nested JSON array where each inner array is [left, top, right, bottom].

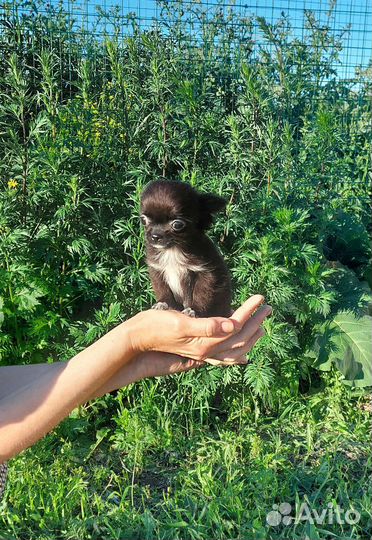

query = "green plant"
[[0, 1, 371, 537]]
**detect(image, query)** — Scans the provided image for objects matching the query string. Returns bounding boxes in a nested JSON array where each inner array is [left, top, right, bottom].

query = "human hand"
[[126, 295, 271, 366]]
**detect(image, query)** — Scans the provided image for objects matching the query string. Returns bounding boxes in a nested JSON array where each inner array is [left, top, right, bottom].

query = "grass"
[[0, 1, 371, 538], [1, 377, 371, 539]]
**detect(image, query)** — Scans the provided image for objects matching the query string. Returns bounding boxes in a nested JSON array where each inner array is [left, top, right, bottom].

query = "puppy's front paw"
[[182, 307, 196, 317], [152, 302, 169, 310]]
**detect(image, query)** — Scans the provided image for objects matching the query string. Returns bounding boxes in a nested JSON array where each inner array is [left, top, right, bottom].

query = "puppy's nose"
[[151, 233, 163, 242]]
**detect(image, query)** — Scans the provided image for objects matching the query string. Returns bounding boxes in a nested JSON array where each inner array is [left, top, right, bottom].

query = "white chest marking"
[[149, 247, 206, 303]]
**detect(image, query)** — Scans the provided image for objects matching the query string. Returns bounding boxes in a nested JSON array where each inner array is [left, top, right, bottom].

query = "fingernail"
[[221, 320, 235, 334]]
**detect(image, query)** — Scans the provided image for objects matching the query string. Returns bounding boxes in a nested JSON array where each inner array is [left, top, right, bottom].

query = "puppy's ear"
[[198, 193, 227, 229]]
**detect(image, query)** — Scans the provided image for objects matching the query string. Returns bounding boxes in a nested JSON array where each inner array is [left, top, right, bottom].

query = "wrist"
[[122, 311, 155, 354], [93, 317, 140, 369]]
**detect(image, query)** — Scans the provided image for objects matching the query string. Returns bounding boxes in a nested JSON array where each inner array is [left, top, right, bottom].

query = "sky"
[[56, 0, 372, 79]]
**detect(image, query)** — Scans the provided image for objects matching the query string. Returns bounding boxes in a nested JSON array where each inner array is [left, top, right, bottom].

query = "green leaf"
[[0, 297, 4, 328], [16, 286, 44, 312], [323, 211, 370, 268], [326, 262, 371, 315], [314, 310, 372, 387]]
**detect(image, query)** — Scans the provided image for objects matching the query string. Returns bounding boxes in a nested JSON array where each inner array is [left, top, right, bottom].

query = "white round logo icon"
[[266, 503, 293, 526]]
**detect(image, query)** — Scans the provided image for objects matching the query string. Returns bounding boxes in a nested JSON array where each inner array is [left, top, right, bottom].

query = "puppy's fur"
[[140, 180, 231, 317]]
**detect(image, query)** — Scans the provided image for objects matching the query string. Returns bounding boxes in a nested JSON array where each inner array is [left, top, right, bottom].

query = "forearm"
[[0, 297, 269, 462], [91, 356, 146, 398], [0, 357, 143, 403], [0, 320, 137, 461], [91, 353, 198, 398]]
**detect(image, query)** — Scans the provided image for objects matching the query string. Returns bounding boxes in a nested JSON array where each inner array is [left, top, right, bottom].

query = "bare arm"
[[0, 296, 271, 462], [0, 321, 137, 462], [0, 353, 199, 404]]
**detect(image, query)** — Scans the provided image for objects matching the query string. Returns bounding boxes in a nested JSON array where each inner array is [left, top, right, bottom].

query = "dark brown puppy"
[[140, 180, 231, 317]]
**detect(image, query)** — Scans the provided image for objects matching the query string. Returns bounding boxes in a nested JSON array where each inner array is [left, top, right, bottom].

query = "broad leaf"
[[323, 211, 370, 268], [314, 310, 372, 387], [326, 262, 371, 316]]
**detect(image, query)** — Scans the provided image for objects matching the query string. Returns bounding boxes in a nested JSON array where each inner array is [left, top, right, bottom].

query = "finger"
[[236, 354, 249, 364], [231, 326, 265, 357], [232, 306, 271, 347], [212, 305, 271, 355], [176, 296, 267, 344], [202, 328, 263, 365], [203, 357, 247, 366], [230, 295, 265, 326], [181, 314, 239, 338], [210, 326, 265, 364], [171, 358, 204, 373]]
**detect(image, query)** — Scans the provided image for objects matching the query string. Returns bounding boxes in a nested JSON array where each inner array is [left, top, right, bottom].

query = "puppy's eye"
[[171, 219, 186, 232], [140, 214, 149, 226]]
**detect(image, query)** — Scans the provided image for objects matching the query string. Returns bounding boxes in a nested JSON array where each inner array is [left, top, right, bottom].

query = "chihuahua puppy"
[[140, 179, 232, 318]]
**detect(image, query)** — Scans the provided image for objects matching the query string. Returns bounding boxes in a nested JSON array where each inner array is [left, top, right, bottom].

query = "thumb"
[[185, 315, 237, 338]]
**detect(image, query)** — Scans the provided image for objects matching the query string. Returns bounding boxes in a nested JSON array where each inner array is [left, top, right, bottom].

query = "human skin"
[[0, 295, 271, 462]]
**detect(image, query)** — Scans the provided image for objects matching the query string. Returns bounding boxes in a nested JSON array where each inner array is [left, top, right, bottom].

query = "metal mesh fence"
[[0, 0, 371, 203], [1, 0, 371, 80], [64, 0, 371, 80]]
